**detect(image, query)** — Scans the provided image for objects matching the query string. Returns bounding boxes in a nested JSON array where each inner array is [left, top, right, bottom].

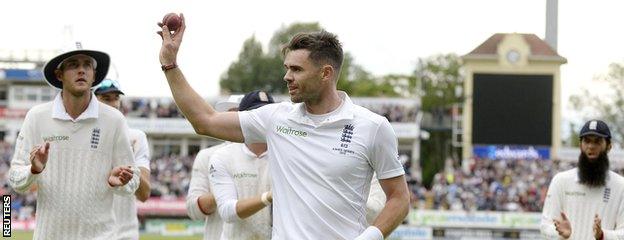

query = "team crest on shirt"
[[332, 124, 355, 155], [604, 187, 611, 203], [90, 128, 100, 149], [209, 164, 216, 177]]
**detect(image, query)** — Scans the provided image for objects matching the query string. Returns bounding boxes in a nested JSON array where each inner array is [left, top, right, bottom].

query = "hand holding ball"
[[162, 13, 182, 32]]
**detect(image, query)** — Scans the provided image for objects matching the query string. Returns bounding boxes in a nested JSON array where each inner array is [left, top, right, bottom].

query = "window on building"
[[13, 87, 24, 101]]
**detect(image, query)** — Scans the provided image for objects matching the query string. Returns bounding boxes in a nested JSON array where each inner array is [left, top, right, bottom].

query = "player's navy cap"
[[239, 90, 274, 111], [580, 120, 611, 139]]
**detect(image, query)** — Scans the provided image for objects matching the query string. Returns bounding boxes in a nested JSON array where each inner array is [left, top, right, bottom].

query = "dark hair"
[[282, 30, 343, 73]]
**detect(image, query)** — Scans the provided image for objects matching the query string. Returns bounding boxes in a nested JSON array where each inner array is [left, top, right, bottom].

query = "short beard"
[[578, 151, 610, 187]]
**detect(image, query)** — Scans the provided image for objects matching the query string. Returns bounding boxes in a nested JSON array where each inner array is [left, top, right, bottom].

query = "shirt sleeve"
[[132, 130, 151, 171], [238, 104, 281, 144], [540, 174, 564, 239], [110, 117, 139, 195], [369, 119, 404, 179], [603, 185, 624, 239], [8, 111, 39, 193], [186, 149, 215, 220], [208, 151, 240, 223]]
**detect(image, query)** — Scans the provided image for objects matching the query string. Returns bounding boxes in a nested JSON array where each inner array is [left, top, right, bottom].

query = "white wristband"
[[354, 226, 383, 240], [260, 192, 271, 206]]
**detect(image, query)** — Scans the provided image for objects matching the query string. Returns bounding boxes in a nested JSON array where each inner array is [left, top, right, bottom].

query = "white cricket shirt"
[[186, 144, 229, 240], [209, 143, 271, 240], [113, 128, 150, 240], [541, 168, 624, 239], [239, 91, 404, 239], [8, 93, 139, 240]]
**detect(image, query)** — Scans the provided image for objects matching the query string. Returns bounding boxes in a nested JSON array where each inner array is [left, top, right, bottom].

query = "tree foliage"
[[570, 62, 624, 146], [267, 22, 322, 57], [414, 53, 464, 111], [220, 22, 402, 97], [412, 53, 463, 188]]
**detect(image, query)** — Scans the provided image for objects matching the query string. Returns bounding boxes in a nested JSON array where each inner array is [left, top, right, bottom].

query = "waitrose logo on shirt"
[[276, 125, 308, 137], [43, 135, 69, 142]]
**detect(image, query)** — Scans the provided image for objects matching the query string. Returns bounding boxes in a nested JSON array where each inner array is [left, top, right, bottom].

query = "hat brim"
[[580, 131, 609, 139], [94, 88, 124, 95], [215, 102, 240, 112], [242, 102, 270, 111], [43, 50, 110, 89]]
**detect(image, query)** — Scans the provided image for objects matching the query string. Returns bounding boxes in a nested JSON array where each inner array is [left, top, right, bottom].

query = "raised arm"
[[157, 13, 243, 142]]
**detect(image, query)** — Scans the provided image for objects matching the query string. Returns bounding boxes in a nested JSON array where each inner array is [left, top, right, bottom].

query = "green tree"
[[219, 36, 266, 93], [413, 53, 464, 188], [564, 122, 581, 147], [267, 22, 322, 57], [220, 22, 393, 96], [415, 54, 464, 112], [570, 62, 624, 147]]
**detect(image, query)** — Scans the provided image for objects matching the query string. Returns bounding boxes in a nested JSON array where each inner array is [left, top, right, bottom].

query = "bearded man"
[[541, 120, 624, 240]]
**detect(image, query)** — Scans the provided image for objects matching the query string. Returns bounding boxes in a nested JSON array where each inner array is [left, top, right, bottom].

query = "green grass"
[[139, 234, 202, 240], [5, 231, 31, 240], [8, 231, 202, 240]]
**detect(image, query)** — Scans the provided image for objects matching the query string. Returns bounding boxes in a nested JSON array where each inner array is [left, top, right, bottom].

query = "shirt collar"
[[287, 91, 354, 127], [52, 92, 99, 122]]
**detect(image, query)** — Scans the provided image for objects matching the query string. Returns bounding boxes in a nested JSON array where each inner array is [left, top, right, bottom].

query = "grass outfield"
[[10, 231, 202, 240]]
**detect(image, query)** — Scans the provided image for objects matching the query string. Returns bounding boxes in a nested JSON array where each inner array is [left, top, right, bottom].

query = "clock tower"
[[461, 33, 567, 161]]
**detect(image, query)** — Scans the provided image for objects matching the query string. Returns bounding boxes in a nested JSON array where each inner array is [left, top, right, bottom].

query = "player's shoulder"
[[195, 142, 230, 160], [552, 168, 577, 182], [98, 102, 125, 121], [349, 103, 392, 133], [608, 170, 624, 185], [259, 102, 293, 115], [212, 142, 242, 156], [350, 103, 388, 125], [128, 128, 147, 138], [208, 144, 243, 168], [26, 102, 54, 118]]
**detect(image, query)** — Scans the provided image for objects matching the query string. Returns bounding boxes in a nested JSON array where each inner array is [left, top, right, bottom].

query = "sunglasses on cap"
[[96, 79, 121, 91], [94, 79, 124, 95], [98, 79, 120, 89]]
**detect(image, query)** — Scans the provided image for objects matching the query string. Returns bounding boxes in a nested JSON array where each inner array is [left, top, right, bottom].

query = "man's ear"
[[320, 64, 334, 83], [607, 142, 612, 152], [54, 69, 63, 82]]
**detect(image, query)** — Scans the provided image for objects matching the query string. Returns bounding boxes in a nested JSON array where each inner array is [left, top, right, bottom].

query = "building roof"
[[466, 33, 562, 58]]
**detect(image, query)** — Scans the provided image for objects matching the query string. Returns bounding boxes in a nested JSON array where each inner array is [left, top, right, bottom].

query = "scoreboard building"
[[461, 33, 567, 161]]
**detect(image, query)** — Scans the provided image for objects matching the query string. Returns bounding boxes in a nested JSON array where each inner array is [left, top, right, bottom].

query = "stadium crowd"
[[408, 158, 563, 212], [119, 97, 419, 123]]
